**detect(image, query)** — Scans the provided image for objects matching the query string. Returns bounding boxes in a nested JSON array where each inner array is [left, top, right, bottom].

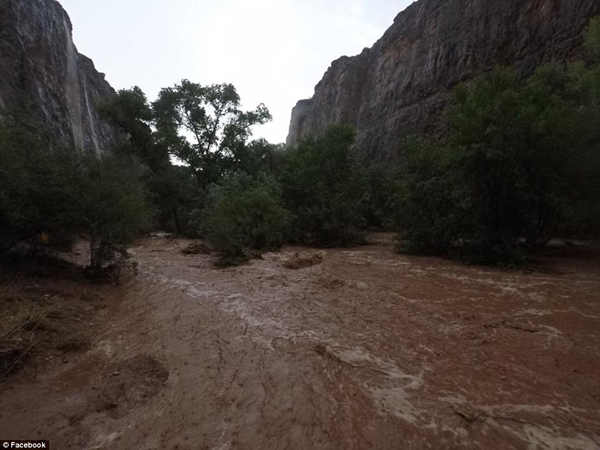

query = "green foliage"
[[362, 165, 397, 230], [584, 16, 600, 64], [229, 139, 287, 178], [153, 81, 272, 189], [0, 127, 80, 253], [0, 125, 151, 269], [146, 165, 199, 235], [394, 57, 600, 264], [76, 153, 151, 269], [100, 83, 274, 236], [101, 85, 369, 252], [99, 87, 170, 172], [100, 87, 201, 235], [281, 124, 366, 246], [201, 173, 290, 265], [393, 137, 462, 256]]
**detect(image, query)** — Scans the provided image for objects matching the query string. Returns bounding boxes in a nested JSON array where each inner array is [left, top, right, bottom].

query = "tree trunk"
[[173, 208, 182, 235]]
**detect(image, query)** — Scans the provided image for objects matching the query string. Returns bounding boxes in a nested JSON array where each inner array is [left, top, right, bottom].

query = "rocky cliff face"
[[288, 0, 600, 162], [0, 0, 116, 152]]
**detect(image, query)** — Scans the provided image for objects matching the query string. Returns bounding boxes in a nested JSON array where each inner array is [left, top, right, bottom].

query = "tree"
[[99, 87, 170, 172], [153, 81, 272, 189], [76, 153, 151, 269], [229, 138, 286, 178], [100, 83, 276, 235], [394, 56, 600, 264], [362, 165, 397, 231], [450, 62, 600, 251], [0, 126, 81, 254], [0, 124, 151, 269], [392, 136, 461, 256], [146, 165, 199, 235], [100, 87, 201, 235], [202, 173, 290, 265], [281, 124, 366, 246], [584, 16, 600, 64]]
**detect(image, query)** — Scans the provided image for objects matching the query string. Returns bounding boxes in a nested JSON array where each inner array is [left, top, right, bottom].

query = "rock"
[[287, 0, 600, 162], [452, 404, 481, 424], [0, 0, 118, 152]]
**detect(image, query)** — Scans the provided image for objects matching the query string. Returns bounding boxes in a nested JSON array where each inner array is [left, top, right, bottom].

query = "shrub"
[[362, 165, 397, 231], [394, 57, 600, 265], [584, 16, 600, 63], [0, 127, 81, 254], [281, 124, 366, 246], [146, 165, 200, 235], [201, 173, 290, 265], [392, 136, 462, 256], [76, 153, 151, 269], [0, 125, 151, 270]]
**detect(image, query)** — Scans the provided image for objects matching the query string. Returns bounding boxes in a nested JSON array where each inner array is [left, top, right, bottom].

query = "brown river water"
[[1, 235, 599, 449]]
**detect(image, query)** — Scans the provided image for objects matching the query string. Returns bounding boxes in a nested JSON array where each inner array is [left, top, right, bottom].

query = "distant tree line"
[[1, 18, 598, 269]]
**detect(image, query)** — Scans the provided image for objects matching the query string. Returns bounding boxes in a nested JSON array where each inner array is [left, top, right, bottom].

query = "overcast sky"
[[60, 0, 414, 143]]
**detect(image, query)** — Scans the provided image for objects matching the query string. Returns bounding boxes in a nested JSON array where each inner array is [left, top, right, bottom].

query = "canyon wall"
[[287, 0, 600, 162], [0, 0, 117, 152]]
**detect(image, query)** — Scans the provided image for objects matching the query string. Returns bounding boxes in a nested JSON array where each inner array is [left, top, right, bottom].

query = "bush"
[[201, 173, 290, 265], [392, 136, 462, 256], [0, 127, 81, 254], [145, 165, 200, 235], [394, 57, 600, 264], [0, 125, 151, 270], [584, 16, 600, 63], [362, 165, 397, 231], [281, 124, 366, 246], [76, 153, 151, 269]]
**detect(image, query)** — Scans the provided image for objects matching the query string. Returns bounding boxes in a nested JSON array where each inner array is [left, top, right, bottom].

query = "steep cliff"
[[0, 0, 116, 152], [288, 0, 600, 162]]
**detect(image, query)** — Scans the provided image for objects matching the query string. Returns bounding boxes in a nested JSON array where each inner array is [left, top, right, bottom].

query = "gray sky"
[[60, 0, 414, 143]]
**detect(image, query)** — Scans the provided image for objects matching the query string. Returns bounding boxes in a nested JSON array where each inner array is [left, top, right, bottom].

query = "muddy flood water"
[[1, 235, 599, 449]]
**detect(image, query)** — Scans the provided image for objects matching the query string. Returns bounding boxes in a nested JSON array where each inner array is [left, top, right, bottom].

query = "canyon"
[[0, 0, 116, 152], [287, 0, 600, 161]]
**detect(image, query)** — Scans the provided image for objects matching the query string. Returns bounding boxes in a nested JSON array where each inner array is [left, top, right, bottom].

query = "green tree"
[[153, 81, 272, 189], [0, 127, 81, 253], [0, 125, 151, 269], [450, 63, 599, 251], [229, 138, 286, 178], [100, 83, 277, 235], [76, 153, 151, 269], [146, 165, 199, 235], [281, 124, 366, 246], [395, 57, 600, 264], [100, 87, 200, 235], [202, 173, 290, 265], [362, 165, 397, 231], [99, 87, 169, 172], [584, 16, 600, 64], [393, 136, 461, 255]]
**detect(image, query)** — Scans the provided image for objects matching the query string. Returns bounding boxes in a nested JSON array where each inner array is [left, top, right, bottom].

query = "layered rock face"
[[0, 0, 116, 152], [288, 0, 600, 162]]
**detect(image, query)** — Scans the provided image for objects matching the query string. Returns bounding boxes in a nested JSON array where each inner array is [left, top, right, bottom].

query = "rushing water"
[[2, 236, 600, 449]]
